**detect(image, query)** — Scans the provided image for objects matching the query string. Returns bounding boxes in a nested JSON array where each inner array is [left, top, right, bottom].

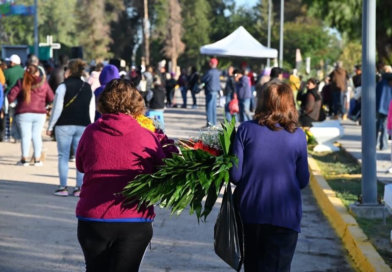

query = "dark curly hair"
[[254, 81, 299, 133], [98, 79, 145, 117]]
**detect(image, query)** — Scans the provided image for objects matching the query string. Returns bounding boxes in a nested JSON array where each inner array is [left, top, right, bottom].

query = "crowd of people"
[[1, 51, 392, 271]]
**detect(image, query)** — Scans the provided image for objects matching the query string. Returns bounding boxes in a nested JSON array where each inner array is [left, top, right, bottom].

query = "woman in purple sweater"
[[230, 81, 310, 272], [76, 79, 165, 271]]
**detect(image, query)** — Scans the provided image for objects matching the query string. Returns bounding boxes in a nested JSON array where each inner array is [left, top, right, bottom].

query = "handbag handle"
[[64, 81, 86, 109]]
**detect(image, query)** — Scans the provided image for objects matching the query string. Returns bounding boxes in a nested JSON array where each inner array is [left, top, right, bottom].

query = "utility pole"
[[361, 0, 377, 205], [267, 0, 272, 67], [279, 0, 284, 68], [34, 0, 39, 56], [143, 0, 150, 66]]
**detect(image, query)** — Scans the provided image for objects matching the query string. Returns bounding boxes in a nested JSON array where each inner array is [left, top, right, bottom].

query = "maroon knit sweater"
[[75, 113, 165, 222]]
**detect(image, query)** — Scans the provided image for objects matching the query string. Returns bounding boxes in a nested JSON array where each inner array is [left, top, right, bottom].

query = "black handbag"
[[214, 183, 244, 271]]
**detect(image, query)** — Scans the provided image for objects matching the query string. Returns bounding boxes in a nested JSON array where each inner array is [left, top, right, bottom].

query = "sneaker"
[[54, 186, 69, 197], [69, 156, 76, 162], [181, 105, 187, 109], [192, 105, 197, 109], [33, 160, 43, 166], [17, 159, 29, 167], [386, 167, 392, 174], [73, 187, 81, 197]]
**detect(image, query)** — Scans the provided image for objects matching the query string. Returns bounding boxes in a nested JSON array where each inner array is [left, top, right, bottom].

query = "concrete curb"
[[308, 157, 391, 272]]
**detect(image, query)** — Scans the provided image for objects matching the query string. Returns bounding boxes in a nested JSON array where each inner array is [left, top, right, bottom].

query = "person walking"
[[7, 64, 54, 165], [230, 81, 309, 272], [2, 55, 25, 142], [298, 78, 322, 127], [94, 65, 120, 121], [178, 68, 189, 108], [234, 69, 252, 122], [224, 66, 236, 122], [47, 59, 95, 197], [76, 79, 165, 272], [49, 55, 69, 93], [376, 73, 392, 150], [329, 61, 349, 119], [188, 67, 199, 109], [165, 72, 176, 107], [87, 62, 104, 92], [201, 58, 221, 127]]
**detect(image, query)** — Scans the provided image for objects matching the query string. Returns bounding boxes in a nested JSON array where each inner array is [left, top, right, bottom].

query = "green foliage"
[[281, 21, 341, 71], [304, 0, 392, 63], [179, 0, 211, 68], [339, 41, 362, 74], [122, 119, 238, 222]]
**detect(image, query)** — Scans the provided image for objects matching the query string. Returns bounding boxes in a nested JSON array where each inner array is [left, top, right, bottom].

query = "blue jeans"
[[206, 92, 217, 126], [55, 125, 85, 187], [376, 113, 388, 150], [15, 113, 46, 158], [181, 86, 197, 107], [239, 98, 251, 123], [332, 91, 347, 116]]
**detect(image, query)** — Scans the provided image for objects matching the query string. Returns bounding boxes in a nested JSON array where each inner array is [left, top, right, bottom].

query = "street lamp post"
[[267, 0, 272, 67], [361, 0, 378, 205], [34, 0, 38, 56], [279, 0, 284, 68]]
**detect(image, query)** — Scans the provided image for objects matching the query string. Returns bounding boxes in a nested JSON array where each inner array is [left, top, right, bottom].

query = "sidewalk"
[[339, 120, 392, 184], [0, 98, 354, 271]]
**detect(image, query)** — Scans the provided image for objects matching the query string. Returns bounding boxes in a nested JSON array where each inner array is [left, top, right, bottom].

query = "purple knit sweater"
[[230, 120, 309, 232]]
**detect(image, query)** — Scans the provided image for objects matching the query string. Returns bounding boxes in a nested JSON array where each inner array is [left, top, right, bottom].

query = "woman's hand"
[[46, 130, 53, 137]]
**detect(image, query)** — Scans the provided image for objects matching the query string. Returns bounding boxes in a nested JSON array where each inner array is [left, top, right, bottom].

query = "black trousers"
[[244, 224, 298, 272], [77, 220, 153, 272]]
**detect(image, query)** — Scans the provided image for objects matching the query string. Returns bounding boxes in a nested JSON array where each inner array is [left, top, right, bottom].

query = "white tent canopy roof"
[[200, 26, 278, 59]]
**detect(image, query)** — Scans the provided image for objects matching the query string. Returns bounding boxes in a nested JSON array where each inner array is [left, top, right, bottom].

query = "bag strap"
[[64, 81, 85, 109]]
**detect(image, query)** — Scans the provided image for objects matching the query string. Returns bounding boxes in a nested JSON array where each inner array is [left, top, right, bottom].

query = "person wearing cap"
[[1, 55, 25, 142], [201, 58, 221, 126], [4, 55, 25, 95]]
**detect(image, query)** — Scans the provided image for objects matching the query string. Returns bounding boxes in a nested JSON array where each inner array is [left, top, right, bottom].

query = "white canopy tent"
[[200, 26, 278, 59]]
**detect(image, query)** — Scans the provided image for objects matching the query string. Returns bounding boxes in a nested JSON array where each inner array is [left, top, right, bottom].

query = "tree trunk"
[[171, 56, 177, 74]]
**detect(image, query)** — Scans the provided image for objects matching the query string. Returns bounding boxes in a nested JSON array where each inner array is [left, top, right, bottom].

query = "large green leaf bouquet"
[[122, 118, 238, 222]]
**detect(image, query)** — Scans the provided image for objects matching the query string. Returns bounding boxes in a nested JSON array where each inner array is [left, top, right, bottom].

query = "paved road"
[[0, 95, 354, 271], [340, 120, 392, 184]]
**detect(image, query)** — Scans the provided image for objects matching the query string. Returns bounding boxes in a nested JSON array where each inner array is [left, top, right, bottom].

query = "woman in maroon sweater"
[[7, 64, 53, 166], [76, 79, 165, 272]]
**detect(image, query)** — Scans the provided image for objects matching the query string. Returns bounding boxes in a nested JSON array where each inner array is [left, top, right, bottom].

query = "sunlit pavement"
[[0, 92, 354, 271]]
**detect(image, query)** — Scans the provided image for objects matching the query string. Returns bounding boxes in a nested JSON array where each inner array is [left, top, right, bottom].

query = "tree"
[[303, 0, 392, 63], [339, 42, 362, 74], [180, 0, 211, 68], [76, 0, 124, 60], [279, 20, 341, 70], [161, 0, 185, 73], [110, 1, 142, 63]]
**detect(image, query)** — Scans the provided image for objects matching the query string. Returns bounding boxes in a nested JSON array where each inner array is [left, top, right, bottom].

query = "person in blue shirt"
[[233, 69, 252, 122], [230, 81, 309, 271], [201, 58, 221, 126], [376, 73, 392, 150]]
